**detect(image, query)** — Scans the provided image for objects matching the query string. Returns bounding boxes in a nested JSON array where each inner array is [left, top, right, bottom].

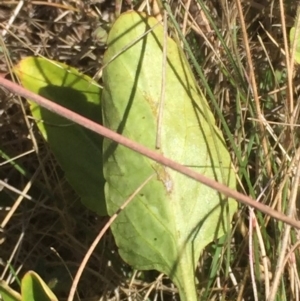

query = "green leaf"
[[92, 24, 109, 45], [290, 26, 300, 64], [0, 280, 21, 301], [102, 11, 237, 301], [14, 57, 106, 215], [21, 271, 58, 301]]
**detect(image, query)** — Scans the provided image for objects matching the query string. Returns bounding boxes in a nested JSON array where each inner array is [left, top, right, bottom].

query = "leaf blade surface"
[[103, 11, 237, 300], [14, 57, 106, 215]]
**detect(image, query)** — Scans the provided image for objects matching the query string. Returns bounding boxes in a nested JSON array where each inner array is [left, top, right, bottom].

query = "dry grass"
[[0, 1, 138, 300], [1, 0, 300, 300]]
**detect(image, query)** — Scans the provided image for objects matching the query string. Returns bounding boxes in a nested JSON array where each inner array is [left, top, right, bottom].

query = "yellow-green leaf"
[[0, 280, 21, 301], [21, 271, 58, 301], [14, 57, 106, 215], [290, 26, 300, 64], [102, 11, 237, 301]]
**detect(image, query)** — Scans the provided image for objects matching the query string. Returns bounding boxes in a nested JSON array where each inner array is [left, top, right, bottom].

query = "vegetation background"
[[1, 0, 300, 300]]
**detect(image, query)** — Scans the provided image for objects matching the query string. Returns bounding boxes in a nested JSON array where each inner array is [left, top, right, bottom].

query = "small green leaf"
[[92, 25, 109, 45], [102, 11, 237, 301], [21, 271, 58, 301], [290, 26, 300, 64], [14, 57, 106, 215], [0, 280, 21, 301]]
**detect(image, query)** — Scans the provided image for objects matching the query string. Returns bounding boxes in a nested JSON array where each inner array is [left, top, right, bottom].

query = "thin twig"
[[254, 213, 270, 298], [268, 149, 300, 301], [1, 0, 24, 37], [68, 174, 155, 301], [156, 10, 167, 149], [279, 0, 294, 115], [0, 168, 40, 229], [249, 209, 258, 301]]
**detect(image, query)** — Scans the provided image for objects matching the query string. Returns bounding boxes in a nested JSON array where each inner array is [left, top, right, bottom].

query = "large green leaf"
[[14, 57, 106, 215], [102, 11, 237, 300]]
